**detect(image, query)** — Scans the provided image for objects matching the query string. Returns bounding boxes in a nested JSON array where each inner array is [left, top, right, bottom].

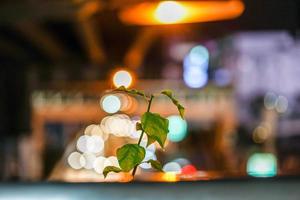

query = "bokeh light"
[[181, 164, 197, 175], [119, 94, 138, 114], [107, 156, 120, 168], [264, 92, 277, 110], [80, 153, 96, 169], [68, 152, 84, 170], [103, 115, 134, 137], [84, 124, 96, 135], [119, 0, 245, 25], [76, 135, 104, 154], [264, 93, 289, 113], [100, 114, 137, 138], [154, 1, 186, 24], [87, 136, 104, 153], [85, 124, 109, 141], [140, 150, 157, 170], [163, 162, 182, 173], [140, 139, 156, 153], [162, 172, 178, 182], [183, 67, 208, 88], [112, 70, 133, 88], [275, 95, 288, 113], [93, 156, 106, 174], [101, 95, 121, 114], [214, 68, 232, 86], [247, 153, 277, 177], [167, 115, 188, 142], [252, 125, 270, 144], [183, 45, 209, 88], [172, 158, 191, 167], [188, 45, 209, 67], [76, 135, 90, 153]]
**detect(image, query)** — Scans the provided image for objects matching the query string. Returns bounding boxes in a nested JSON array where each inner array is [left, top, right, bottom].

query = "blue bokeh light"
[[214, 68, 232, 86], [183, 45, 209, 88], [183, 68, 208, 88]]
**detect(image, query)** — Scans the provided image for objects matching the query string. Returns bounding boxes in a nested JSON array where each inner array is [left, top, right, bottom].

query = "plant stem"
[[131, 95, 154, 177]]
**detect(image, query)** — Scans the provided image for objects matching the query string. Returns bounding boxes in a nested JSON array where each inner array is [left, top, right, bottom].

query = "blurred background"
[[1, 0, 300, 182]]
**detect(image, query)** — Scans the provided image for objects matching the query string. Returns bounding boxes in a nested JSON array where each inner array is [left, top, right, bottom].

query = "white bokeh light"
[[140, 150, 157, 169], [113, 70, 133, 88], [84, 124, 109, 141], [76, 135, 90, 153], [90, 125, 106, 138], [101, 95, 121, 114], [140, 139, 156, 153], [84, 124, 96, 135], [163, 162, 181, 173], [87, 135, 104, 153], [104, 158, 113, 168], [107, 156, 119, 168], [172, 158, 190, 167], [154, 1, 186, 24], [93, 156, 106, 174], [68, 152, 84, 170], [276, 95, 288, 113], [101, 114, 134, 137], [80, 153, 96, 169], [76, 135, 104, 154]]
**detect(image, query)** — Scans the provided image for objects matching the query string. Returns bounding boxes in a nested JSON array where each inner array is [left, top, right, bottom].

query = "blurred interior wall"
[[0, 61, 31, 180]]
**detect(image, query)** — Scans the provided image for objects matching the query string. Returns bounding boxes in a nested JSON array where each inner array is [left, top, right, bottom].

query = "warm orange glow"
[[119, 0, 245, 25]]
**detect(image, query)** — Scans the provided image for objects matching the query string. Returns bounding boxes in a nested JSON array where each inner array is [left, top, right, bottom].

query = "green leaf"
[[136, 122, 143, 131], [117, 144, 145, 172], [146, 159, 163, 172], [115, 86, 147, 99], [141, 112, 169, 148], [161, 90, 185, 118], [146, 137, 156, 147], [103, 166, 122, 178], [177, 104, 185, 119]]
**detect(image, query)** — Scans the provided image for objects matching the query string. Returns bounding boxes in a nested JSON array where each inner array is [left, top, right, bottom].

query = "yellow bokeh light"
[[252, 125, 270, 144], [154, 1, 187, 24], [162, 172, 179, 182], [113, 70, 133, 88]]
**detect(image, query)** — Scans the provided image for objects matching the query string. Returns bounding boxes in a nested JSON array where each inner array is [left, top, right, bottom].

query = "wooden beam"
[[75, 1, 106, 64], [15, 22, 68, 61], [124, 27, 159, 69], [0, 38, 29, 60]]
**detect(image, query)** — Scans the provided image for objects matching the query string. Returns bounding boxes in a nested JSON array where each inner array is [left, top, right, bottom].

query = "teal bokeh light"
[[167, 115, 188, 142], [247, 153, 277, 177], [189, 45, 209, 67]]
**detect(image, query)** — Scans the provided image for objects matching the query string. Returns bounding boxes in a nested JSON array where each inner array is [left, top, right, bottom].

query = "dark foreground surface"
[[0, 177, 299, 200]]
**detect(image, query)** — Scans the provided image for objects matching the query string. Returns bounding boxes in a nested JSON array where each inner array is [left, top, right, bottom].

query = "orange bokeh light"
[[119, 0, 245, 25]]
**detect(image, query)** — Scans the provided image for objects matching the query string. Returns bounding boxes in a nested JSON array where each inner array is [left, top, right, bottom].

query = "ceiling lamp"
[[119, 0, 245, 25]]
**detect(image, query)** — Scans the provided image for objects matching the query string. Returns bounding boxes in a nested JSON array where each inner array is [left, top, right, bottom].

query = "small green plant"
[[103, 86, 185, 179]]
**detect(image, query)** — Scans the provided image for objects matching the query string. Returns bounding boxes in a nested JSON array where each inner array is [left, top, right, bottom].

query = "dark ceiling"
[[0, 0, 299, 80]]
